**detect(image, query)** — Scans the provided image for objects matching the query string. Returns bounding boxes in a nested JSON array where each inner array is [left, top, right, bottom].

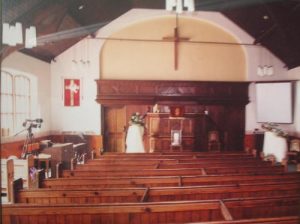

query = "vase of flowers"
[[261, 122, 288, 162], [261, 122, 288, 138], [129, 112, 145, 126], [126, 112, 146, 153]]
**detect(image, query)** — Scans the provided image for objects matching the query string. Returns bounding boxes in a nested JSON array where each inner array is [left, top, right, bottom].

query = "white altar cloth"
[[126, 124, 145, 153], [263, 131, 287, 162]]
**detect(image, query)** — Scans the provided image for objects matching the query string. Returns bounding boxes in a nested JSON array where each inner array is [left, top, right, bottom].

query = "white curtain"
[[126, 124, 145, 153], [263, 131, 287, 162]]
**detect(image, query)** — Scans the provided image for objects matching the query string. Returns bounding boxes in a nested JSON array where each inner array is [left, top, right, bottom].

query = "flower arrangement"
[[261, 122, 288, 138], [129, 112, 145, 126]]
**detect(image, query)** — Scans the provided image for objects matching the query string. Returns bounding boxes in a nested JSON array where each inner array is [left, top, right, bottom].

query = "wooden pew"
[[76, 160, 272, 171], [100, 152, 255, 159], [87, 158, 177, 165], [1, 155, 37, 189], [62, 151, 285, 177], [15, 182, 300, 204], [92, 153, 256, 160], [1, 155, 44, 202], [200, 216, 300, 224], [102, 151, 251, 155], [223, 196, 300, 220], [159, 161, 276, 171], [62, 168, 206, 177], [97, 150, 258, 159], [204, 165, 285, 175], [1, 159, 14, 201], [181, 172, 300, 186], [4, 151, 299, 223], [87, 157, 265, 166], [75, 160, 275, 171], [1, 200, 226, 224], [2, 196, 299, 224], [42, 172, 300, 189], [1, 156, 28, 189], [62, 165, 285, 178]]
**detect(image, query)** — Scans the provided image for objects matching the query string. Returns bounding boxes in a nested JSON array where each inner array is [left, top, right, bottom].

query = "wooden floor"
[[2, 151, 300, 224]]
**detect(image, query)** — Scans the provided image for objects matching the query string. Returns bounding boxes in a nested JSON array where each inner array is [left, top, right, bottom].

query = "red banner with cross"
[[64, 79, 80, 106]]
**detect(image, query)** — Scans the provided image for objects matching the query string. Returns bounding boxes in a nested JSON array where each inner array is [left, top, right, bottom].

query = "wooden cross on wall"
[[163, 15, 190, 70]]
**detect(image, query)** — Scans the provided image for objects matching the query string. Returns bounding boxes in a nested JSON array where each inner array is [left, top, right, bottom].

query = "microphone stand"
[[18, 124, 35, 159], [15, 119, 43, 159], [14, 128, 28, 137]]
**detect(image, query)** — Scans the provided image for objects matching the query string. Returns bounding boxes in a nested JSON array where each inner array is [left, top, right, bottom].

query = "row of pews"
[[1, 155, 42, 203], [2, 151, 300, 224]]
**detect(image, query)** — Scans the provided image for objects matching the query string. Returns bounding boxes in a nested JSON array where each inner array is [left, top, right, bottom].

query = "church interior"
[[1, 0, 300, 223]]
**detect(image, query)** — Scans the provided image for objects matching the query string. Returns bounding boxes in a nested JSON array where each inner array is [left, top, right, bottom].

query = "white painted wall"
[[95, 9, 287, 80], [101, 16, 247, 81], [50, 39, 101, 134], [245, 78, 300, 137], [294, 80, 300, 136], [50, 9, 294, 136], [1, 10, 293, 138], [1, 52, 51, 142]]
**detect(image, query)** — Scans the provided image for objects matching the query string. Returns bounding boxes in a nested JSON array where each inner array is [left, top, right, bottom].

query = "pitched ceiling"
[[2, 0, 300, 69]]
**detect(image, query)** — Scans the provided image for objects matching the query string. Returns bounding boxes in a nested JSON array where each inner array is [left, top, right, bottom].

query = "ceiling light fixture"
[[263, 15, 269, 20], [78, 5, 85, 10], [257, 46, 274, 77], [166, 0, 195, 13], [2, 22, 37, 48], [15, 23, 23, 45], [257, 65, 274, 76], [2, 22, 23, 46], [25, 26, 37, 48]]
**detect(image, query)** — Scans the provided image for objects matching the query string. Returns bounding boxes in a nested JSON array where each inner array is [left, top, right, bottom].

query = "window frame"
[[1, 70, 32, 136]]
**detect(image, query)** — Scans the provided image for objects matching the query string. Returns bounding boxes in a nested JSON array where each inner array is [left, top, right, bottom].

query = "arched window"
[[14, 75, 31, 132], [1, 71, 31, 136]]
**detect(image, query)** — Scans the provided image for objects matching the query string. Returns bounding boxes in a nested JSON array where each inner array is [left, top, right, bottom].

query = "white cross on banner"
[[64, 79, 80, 106]]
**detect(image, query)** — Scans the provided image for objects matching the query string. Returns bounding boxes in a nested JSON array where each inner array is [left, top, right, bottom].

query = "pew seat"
[[42, 172, 300, 189], [3, 196, 299, 224], [16, 182, 300, 204], [3, 151, 299, 224]]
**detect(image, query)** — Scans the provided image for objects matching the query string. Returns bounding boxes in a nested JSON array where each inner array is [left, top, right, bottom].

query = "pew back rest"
[[13, 159, 29, 187], [1, 159, 8, 188], [1, 155, 34, 189], [16, 182, 300, 205], [1, 159, 13, 190], [3, 197, 300, 224]]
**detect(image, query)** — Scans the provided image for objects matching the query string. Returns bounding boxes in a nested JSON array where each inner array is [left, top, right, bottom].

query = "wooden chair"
[[170, 130, 182, 151], [34, 153, 51, 178], [208, 131, 221, 151], [288, 139, 300, 164]]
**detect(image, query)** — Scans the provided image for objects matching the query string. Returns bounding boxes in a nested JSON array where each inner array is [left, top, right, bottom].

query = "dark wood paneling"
[[42, 143, 74, 178], [147, 113, 200, 152], [97, 80, 250, 151], [1, 134, 103, 159], [103, 107, 126, 152], [96, 80, 250, 105], [1, 136, 49, 158]]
